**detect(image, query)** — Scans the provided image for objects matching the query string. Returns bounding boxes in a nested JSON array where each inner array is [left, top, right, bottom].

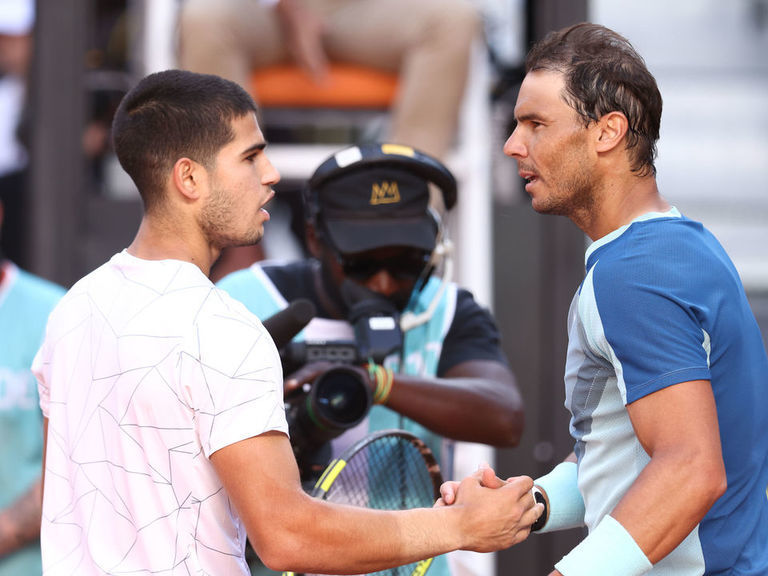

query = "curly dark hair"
[[526, 23, 662, 177]]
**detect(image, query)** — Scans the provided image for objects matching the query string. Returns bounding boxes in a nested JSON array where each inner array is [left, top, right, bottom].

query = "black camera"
[[277, 297, 404, 482]]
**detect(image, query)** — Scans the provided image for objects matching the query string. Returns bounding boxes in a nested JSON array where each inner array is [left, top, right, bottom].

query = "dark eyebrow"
[[241, 141, 267, 157], [514, 112, 546, 124]]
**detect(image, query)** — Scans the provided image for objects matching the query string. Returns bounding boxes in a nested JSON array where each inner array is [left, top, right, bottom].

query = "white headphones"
[[400, 207, 454, 332]]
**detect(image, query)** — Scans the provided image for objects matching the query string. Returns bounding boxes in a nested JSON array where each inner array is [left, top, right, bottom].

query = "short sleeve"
[[438, 289, 508, 374], [181, 299, 289, 458], [589, 248, 712, 404]]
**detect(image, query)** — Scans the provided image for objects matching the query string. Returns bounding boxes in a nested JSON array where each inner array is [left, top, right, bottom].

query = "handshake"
[[432, 465, 545, 554]]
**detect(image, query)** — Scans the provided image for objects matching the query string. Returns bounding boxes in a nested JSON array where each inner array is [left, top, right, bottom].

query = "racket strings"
[[307, 432, 443, 576], [325, 437, 435, 510]]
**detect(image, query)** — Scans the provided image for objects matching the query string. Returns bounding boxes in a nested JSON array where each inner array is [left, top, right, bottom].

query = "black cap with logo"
[[305, 143, 457, 255]]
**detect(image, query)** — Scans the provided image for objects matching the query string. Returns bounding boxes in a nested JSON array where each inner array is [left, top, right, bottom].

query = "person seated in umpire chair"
[[178, 0, 484, 281], [217, 143, 525, 576]]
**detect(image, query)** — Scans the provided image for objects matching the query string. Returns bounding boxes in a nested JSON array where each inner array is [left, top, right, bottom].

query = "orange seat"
[[250, 63, 399, 109]]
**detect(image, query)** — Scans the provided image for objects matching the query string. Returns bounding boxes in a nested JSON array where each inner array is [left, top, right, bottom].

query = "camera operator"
[[217, 143, 525, 575]]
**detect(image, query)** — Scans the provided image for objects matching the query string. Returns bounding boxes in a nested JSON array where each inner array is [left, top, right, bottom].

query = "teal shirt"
[[217, 265, 457, 466], [218, 264, 458, 576], [0, 264, 65, 576]]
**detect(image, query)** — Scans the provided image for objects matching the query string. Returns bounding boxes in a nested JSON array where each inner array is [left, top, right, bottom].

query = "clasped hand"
[[435, 465, 544, 552]]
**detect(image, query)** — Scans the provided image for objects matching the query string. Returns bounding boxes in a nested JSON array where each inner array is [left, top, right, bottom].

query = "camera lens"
[[285, 365, 374, 483], [312, 366, 371, 427]]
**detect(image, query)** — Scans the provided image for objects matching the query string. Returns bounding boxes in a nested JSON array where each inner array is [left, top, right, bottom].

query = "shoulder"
[[588, 216, 731, 302], [216, 265, 261, 292], [12, 266, 66, 306], [439, 287, 507, 371], [187, 286, 280, 372], [577, 218, 724, 386], [218, 259, 311, 294], [202, 285, 264, 329], [3, 266, 67, 333], [2, 265, 65, 350], [452, 287, 496, 327], [259, 259, 315, 300]]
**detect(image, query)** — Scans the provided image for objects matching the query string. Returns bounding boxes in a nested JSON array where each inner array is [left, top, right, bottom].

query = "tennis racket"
[[283, 429, 444, 576]]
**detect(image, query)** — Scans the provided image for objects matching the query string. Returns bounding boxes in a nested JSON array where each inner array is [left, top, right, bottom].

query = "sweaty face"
[[200, 113, 279, 249], [504, 71, 598, 219]]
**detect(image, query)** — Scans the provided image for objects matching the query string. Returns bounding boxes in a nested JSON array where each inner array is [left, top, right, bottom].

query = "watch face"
[[531, 487, 548, 532]]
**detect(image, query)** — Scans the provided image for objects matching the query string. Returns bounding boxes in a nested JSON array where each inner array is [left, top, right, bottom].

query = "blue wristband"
[[555, 515, 652, 576], [534, 461, 585, 533]]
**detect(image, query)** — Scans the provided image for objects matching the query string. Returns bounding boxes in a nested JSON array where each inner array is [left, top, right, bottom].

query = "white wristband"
[[555, 515, 652, 576], [534, 461, 585, 533]]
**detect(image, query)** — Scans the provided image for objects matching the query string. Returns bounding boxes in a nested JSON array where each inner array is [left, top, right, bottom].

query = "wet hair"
[[111, 69, 258, 212], [526, 22, 662, 176]]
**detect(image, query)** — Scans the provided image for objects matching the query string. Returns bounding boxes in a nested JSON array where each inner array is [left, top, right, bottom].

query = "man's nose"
[[261, 154, 281, 186], [503, 129, 526, 158], [364, 269, 398, 297]]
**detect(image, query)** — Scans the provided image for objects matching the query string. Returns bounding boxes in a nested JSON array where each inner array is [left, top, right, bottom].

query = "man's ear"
[[595, 111, 629, 154], [172, 157, 204, 200]]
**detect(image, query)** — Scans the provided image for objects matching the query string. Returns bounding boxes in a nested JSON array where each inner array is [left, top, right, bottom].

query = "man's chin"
[[530, 197, 565, 217], [231, 232, 264, 248], [530, 197, 549, 214]]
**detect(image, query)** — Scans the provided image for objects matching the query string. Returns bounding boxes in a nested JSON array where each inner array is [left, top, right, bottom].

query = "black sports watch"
[[531, 486, 548, 532]]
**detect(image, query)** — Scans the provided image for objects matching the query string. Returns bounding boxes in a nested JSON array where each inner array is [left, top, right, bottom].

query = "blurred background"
[[7, 0, 767, 573]]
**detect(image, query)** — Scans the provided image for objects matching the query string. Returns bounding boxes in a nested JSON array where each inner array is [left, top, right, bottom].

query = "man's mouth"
[[260, 191, 275, 219], [519, 169, 539, 188]]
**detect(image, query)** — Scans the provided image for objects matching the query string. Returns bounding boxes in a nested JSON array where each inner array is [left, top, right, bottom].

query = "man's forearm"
[[386, 362, 524, 447], [610, 449, 724, 564], [0, 479, 42, 556]]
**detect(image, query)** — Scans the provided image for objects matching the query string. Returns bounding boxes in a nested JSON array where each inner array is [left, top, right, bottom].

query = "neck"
[[127, 216, 219, 278], [580, 174, 668, 241]]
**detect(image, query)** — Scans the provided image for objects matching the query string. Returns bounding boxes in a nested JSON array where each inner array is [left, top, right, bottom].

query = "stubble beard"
[[532, 136, 596, 225], [200, 186, 264, 250], [534, 170, 595, 223]]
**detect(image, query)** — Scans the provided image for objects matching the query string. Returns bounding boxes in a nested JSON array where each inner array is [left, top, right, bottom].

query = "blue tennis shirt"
[[565, 208, 768, 574]]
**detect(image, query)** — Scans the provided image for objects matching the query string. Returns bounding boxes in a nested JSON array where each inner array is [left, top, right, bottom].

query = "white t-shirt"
[[33, 251, 288, 575]]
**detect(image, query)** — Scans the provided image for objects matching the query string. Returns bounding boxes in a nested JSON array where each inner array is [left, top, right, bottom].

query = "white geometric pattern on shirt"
[[35, 253, 288, 575]]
